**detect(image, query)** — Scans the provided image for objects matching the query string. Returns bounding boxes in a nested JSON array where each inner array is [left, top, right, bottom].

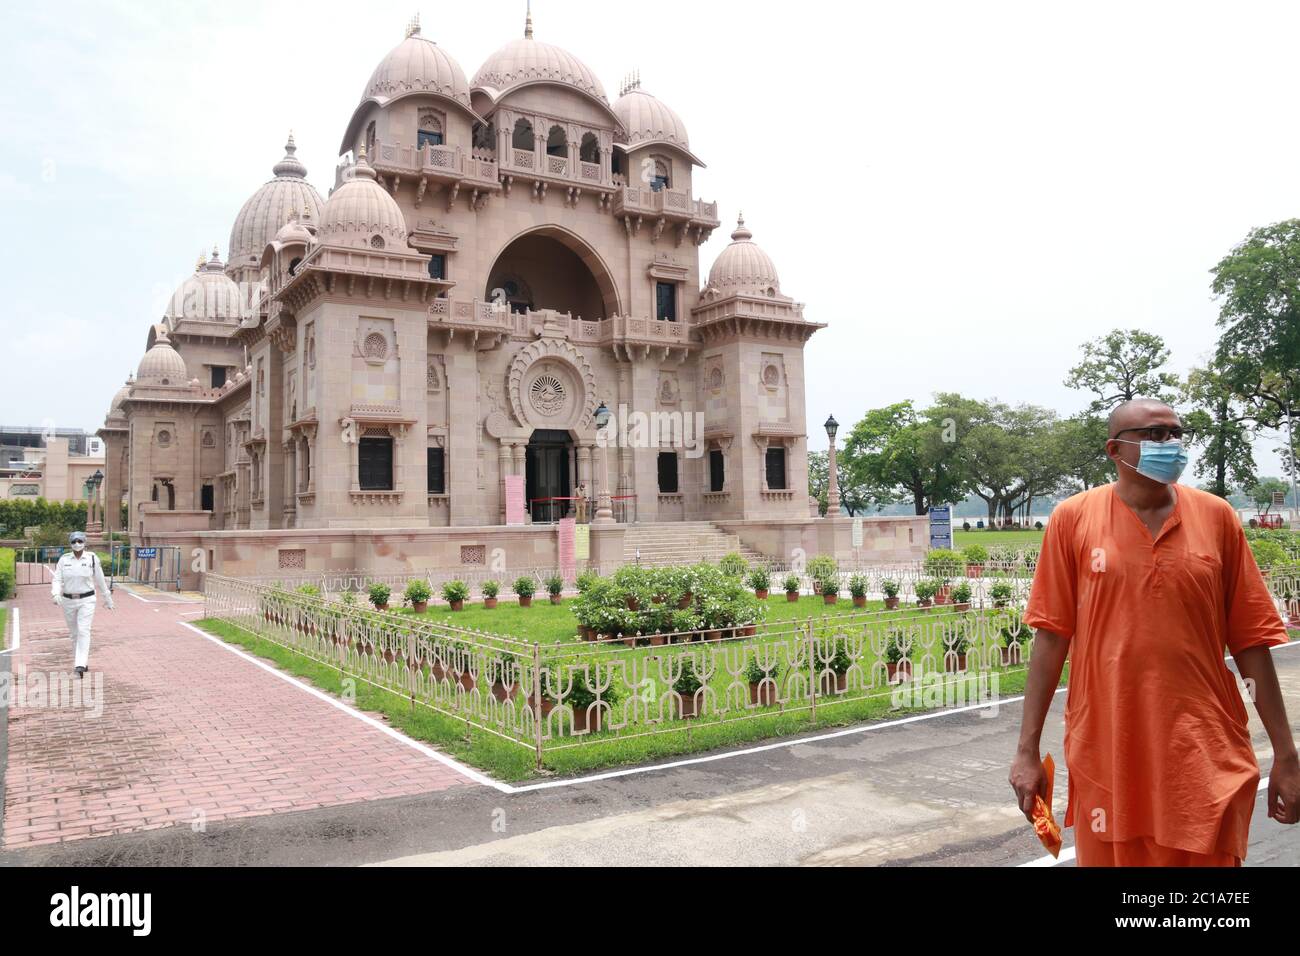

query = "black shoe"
[[75, 666, 86, 679]]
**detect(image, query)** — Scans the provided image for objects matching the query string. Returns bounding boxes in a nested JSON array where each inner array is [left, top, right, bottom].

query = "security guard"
[[50, 531, 114, 677]]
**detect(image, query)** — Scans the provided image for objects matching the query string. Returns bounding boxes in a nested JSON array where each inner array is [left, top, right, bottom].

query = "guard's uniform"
[[50, 550, 114, 669]]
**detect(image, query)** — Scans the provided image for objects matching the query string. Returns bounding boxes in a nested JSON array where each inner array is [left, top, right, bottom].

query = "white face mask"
[[71, 541, 85, 552]]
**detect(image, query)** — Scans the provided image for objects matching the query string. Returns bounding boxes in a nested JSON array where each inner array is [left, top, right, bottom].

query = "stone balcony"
[[613, 184, 720, 245], [343, 140, 500, 210], [427, 300, 695, 356]]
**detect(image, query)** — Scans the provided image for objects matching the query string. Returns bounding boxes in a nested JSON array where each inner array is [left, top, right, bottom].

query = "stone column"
[[512, 443, 527, 520], [498, 441, 512, 524]]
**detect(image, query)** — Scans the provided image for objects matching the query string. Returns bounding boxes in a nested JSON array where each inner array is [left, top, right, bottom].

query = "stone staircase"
[[621, 521, 768, 567]]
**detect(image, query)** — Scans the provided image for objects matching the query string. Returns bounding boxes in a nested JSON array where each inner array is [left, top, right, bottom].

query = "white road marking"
[[1, 605, 18, 654], [176, 621, 507, 792]]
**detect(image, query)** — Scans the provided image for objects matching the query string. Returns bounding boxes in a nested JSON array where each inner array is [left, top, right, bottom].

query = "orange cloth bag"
[[1031, 754, 1062, 857]]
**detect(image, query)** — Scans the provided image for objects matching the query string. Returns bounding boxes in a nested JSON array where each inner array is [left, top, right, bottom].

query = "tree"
[[1064, 328, 1181, 411], [808, 450, 880, 517], [807, 450, 828, 515], [1245, 477, 1292, 511], [1212, 219, 1300, 384], [1180, 362, 1257, 498], [1050, 413, 1112, 493], [841, 402, 969, 516]]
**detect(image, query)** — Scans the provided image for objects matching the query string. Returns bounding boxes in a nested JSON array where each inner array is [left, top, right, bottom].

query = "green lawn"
[[394, 593, 930, 645], [0, 607, 7, 650], [953, 529, 1045, 549]]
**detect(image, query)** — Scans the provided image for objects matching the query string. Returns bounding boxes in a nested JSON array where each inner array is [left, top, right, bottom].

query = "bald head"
[[1108, 399, 1179, 439]]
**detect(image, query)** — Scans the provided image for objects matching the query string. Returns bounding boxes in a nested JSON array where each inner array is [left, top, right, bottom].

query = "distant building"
[[0, 430, 105, 504]]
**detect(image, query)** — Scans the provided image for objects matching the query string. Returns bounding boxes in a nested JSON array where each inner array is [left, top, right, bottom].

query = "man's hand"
[[1010, 747, 1048, 821], [1268, 753, 1300, 825]]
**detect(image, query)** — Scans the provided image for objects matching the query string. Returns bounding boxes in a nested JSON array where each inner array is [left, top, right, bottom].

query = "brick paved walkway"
[[2, 576, 475, 849]]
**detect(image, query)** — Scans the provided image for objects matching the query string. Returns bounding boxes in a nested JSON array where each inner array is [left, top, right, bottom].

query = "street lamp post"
[[593, 402, 614, 524], [824, 414, 840, 517]]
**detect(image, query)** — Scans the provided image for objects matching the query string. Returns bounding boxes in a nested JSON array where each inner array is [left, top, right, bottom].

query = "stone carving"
[[278, 549, 306, 569], [530, 374, 566, 416], [363, 331, 388, 360], [507, 338, 596, 430]]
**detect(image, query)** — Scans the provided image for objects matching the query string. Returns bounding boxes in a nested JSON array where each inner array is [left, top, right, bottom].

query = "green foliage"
[[746, 566, 771, 591], [368, 582, 392, 607], [340, 591, 357, 606], [880, 578, 900, 598], [806, 554, 838, 585], [575, 570, 600, 593], [990, 578, 1014, 603], [673, 657, 704, 695], [950, 581, 973, 604], [1211, 219, 1300, 388], [545, 575, 564, 597], [404, 579, 432, 604], [913, 579, 939, 602], [811, 637, 852, 675], [961, 544, 989, 565], [819, 576, 840, 597], [848, 574, 867, 598], [1250, 539, 1289, 569], [841, 401, 969, 516], [924, 548, 963, 580], [0, 498, 88, 538], [296, 583, 321, 597], [481, 580, 500, 599], [440, 580, 469, 603], [744, 657, 781, 684], [719, 552, 748, 577], [0, 548, 14, 600], [1064, 328, 1180, 411], [513, 576, 536, 598], [784, 574, 801, 593]]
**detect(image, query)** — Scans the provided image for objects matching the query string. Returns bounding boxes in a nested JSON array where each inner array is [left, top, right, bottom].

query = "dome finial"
[[353, 142, 377, 182], [731, 213, 752, 242], [273, 131, 308, 178], [524, 0, 534, 39], [406, 12, 420, 38], [196, 252, 205, 271]]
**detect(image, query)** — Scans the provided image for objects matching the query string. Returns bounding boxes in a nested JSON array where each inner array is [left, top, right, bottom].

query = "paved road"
[[3, 579, 1295, 865]]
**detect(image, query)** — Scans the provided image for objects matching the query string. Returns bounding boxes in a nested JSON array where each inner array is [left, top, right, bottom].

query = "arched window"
[[472, 121, 495, 151], [611, 146, 627, 180], [547, 125, 567, 158], [579, 132, 600, 164], [651, 157, 671, 192], [512, 118, 535, 151], [417, 112, 444, 149], [365, 121, 377, 157]]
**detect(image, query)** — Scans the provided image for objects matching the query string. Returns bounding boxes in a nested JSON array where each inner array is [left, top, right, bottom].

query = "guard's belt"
[[62, 591, 95, 599]]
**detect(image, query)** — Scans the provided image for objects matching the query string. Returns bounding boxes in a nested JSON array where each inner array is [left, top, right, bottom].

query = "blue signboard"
[[928, 506, 953, 551], [135, 547, 158, 559]]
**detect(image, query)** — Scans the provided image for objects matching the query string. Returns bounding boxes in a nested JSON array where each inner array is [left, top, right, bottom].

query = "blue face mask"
[[1116, 438, 1188, 484]]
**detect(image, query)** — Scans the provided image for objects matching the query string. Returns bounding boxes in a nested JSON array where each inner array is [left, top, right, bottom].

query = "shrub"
[[1250, 539, 1289, 570], [923, 548, 963, 580], [913, 579, 938, 602], [990, 578, 1014, 603], [541, 663, 622, 711], [719, 552, 748, 577], [1034, 521, 1044, 531], [440, 580, 469, 604], [811, 637, 852, 675], [296, 583, 320, 596], [404, 579, 432, 604], [513, 576, 537, 598], [962, 521, 971, 532], [575, 570, 601, 593], [961, 544, 989, 565], [746, 567, 771, 591], [0, 547, 13, 600], [545, 575, 564, 597], [950, 581, 973, 604], [784, 574, 801, 593], [744, 657, 781, 684], [481, 580, 500, 599], [367, 582, 392, 608], [819, 576, 839, 597], [988, 545, 1016, 565], [881, 578, 900, 598], [848, 574, 867, 598], [340, 590, 357, 606], [885, 630, 910, 664], [673, 657, 704, 695], [1020, 546, 1040, 570], [807, 554, 838, 585]]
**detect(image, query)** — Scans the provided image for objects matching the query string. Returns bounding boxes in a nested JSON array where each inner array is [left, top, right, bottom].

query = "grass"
[[1, 607, 7, 650], [196, 605, 1053, 782], [953, 529, 1044, 549]]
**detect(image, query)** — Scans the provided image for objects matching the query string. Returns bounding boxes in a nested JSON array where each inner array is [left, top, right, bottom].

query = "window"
[[428, 254, 446, 280], [657, 452, 679, 494], [201, 484, 214, 512], [359, 436, 394, 491], [364, 121, 376, 157], [612, 147, 626, 178], [656, 282, 677, 322], [765, 447, 788, 490], [472, 121, 495, 151], [651, 158, 670, 191], [210, 366, 227, 389], [547, 125, 567, 158], [580, 132, 600, 164], [427, 447, 446, 495], [709, 449, 725, 492], [417, 114, 444, 148], [512, 118, 534, 151], [288, 256, 302, 276]]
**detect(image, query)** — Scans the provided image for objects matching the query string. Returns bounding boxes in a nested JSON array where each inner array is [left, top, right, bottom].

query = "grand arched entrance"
[[486, 227, 620, 320], [525, 429, 573, 522]]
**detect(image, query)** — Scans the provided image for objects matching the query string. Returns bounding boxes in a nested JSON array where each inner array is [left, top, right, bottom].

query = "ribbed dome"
[[317, 147, 408, 248], [614, 88, 689, 150], [228, 134, 325, 274], [106, 377, 132, 420], [363, 29, 471, 106], [473, 36, 607, 103], [136, 331, 189, 386], [165, 248, 243, 322], [706, 216, 782, 296]]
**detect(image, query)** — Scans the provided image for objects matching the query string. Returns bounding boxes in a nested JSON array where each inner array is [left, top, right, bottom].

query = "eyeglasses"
[[1112, 426, 1193, 443]]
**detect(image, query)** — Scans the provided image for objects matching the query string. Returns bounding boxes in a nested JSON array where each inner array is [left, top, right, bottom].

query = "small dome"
[[228, 134, 325, 274], [106, 377, 132, 419], [273, 209, 314, 247], [362, 27, 472, 107], [706, 215, 782, 296], [136, 331, 189, 386], [317, 146, 408, 248], [473, 18, 607, 104], [165, 248, 243, 322], [614, 87, 690, 151]]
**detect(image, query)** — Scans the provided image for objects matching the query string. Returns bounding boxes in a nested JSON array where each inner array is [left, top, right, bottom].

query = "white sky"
[[1, 0, 1296, 477]]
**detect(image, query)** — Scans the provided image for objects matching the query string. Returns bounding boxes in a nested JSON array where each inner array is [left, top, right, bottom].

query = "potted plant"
[[404, 579, 432, 614], [950, 580, 973, 612], [848, 574, 868, 608], [368, 582, 391, 611], [962, 544, 988, 578], [490, 653, 518, 702], [530, 667, 619, 734], [1001, 622, 1031, 665], [784, 574, 801, 602], [812, 638, 851, 695], [990, 578, 1013, 609], [885, 632, 912, 683], [720, 552, 748, 578], [575, 570, 600, 593], [945, 632, 971, 673], [747, 566, 771, 600], [441, 579, 469, 611], [546, 575, 565, 605], [881, 578, 901, 610], [513, 576, 536, 608], [745, 657, 780, 706], [673, 657, 704, 718], [807, 554, 839, 585], [820, 576, 840, 606], [481, 580, 500, 609], [914, 578, 937, 610]]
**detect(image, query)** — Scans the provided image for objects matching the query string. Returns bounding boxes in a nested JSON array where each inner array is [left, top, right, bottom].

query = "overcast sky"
[[1, 0, 1296, 477]]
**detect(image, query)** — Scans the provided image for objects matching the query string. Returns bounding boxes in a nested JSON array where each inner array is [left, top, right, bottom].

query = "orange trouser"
[[1073, 823, 1240, 867]]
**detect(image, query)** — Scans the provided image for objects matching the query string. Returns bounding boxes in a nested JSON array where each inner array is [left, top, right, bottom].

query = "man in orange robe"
[[1010, 399, 1299, 866]]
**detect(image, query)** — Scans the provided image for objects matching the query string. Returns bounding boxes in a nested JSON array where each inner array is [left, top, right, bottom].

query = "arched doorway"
[[526, 429, 572, 523], [486, 227, 620, 320]]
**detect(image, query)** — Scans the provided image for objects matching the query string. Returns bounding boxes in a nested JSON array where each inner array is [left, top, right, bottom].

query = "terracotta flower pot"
[[749, 681, 776, 707], [755, 588, 769, 600], [412, 600, 428, 613], [456, 670, 476, 692], [954, 602, 971, 612], [786, 591, 800, 603], [528, 694, 555, 721], [852, 595, 866, 608], [934, 592, 950, 606], [571, 706, 603, 734], [622, 635, 638, 647], [944, 652, 967, 673], [431, 661, 448, 682], [818, 671, 848, 695], [678, 592, 693, 609], [449, 600, 464, 612], [491, 681, 517, 703], [550, 595, 563, 605], [373, 603, 389, 612], [519, 596, 532, 608], [675, 692, 701, 719], [884, 597, 900, 610], [650, 634, 668, 646], [917, 599, 933, 611], [626, 596, 640, 611], [705, 628, 724, 642], [739, 625, 757, 637], [483, 598, 498, 610], [966, 565, 984, 578], [382, 647, 395, 664], [887, 660, 912, 684], [823, 594, 838, 606]]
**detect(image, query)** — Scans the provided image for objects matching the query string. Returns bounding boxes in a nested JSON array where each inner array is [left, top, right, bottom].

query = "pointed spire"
[[273, 130, 308, 178], [731, 213, 752, 242], [196, 252, 205, 271], [524, 0, 534, 38], [353, 142, 377, 181]]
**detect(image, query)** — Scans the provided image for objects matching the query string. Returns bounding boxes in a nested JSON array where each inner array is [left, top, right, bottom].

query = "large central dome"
[[472, 14, 607, 104]]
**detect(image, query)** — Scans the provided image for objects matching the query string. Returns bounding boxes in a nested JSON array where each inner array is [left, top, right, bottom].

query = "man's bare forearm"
[[1015, 629, 1070, 756], [1233, 645, 1299, 767]]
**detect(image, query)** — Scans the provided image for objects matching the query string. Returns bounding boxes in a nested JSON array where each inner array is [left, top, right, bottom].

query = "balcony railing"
[[426, 301, 696, 349], [614, 185, 719, 225], [366, 139, 498, 187]]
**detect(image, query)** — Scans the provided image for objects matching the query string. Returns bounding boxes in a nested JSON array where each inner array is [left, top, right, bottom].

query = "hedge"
[[0, 499, 88, 538], [0, 548, 14, 601]]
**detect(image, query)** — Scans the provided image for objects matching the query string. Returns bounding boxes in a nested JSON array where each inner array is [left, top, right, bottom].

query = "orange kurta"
[[1023, 483, 1289, 864]]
